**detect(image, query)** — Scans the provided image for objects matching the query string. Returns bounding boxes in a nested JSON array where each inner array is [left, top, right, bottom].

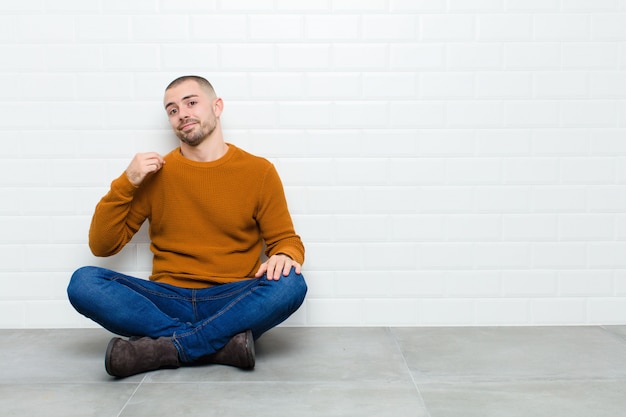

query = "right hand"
[[125, 152, 165, 186]]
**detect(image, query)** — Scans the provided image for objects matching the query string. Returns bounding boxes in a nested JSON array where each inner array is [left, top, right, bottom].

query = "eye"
[[188, 100, 197, 106], [168, 108, 178, 116]]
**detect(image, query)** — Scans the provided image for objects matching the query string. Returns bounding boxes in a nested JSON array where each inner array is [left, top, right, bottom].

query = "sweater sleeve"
[[88, 172, 148, 257], [256, 164, 305, 265]]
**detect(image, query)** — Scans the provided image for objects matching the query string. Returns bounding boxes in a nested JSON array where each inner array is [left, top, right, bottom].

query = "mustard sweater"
[[89, 144, 304, 288]]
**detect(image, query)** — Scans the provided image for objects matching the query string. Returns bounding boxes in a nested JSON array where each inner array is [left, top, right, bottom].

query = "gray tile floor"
[[2, 326, 626, 416]]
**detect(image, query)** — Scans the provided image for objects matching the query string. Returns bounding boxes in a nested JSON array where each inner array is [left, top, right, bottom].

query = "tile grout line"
[[115, 375, 147, 417], [386, 327, 434, 417]]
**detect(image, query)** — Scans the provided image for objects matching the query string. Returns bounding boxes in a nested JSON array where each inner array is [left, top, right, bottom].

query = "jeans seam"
[[112, 276, 192, 301], [173, 285, 258, 361]]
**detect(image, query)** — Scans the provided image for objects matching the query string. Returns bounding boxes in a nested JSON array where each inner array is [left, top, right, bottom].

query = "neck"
[[180, 134, 229, 162]]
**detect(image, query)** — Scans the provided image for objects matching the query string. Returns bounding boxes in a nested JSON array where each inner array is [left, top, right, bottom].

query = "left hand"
[[255, 254, 302, 280]]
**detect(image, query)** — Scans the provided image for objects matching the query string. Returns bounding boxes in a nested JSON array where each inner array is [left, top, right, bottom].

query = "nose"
[[177, 107, 191, 121]]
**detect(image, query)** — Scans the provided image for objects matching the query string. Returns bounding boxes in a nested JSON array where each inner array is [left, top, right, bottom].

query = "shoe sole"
[[104, 337, 122, 377], [245, 329, 256, 369]]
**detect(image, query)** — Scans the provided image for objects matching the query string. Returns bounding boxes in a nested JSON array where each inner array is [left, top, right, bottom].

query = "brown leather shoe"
[[105, 337, 180, 378], [204, 330, 255, 369]]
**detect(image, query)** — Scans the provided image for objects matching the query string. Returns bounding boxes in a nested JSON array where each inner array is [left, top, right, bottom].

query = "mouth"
[[179, 121, 198, 131]]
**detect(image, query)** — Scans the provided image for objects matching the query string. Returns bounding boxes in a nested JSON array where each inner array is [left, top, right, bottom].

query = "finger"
[[282, 260, 293, 276], [267, 259, 281, 280], [254, 263, 267, 278]]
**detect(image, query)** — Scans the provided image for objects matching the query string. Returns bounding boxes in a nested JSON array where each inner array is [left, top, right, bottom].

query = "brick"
[[562, 0, 619, 11], [532, 187, 587, 212], [191, 15, 247, 41], [305, 15, 358, 40], [506, 101, 560, 127], [474, 186, 532, 212], [220, 44, 275, 70], [334, 157, 388, 185], [478, 14, 532, 40], [421, 14, 475, 41], [278, 102, 331, 128], [333, 44, 387, 70], [307, 299, 362, 326], [561, 101, 618, 128], [77, 16, 130, 42], [505, 43, 561, 69], [534, 71, 589, 98], [251, 15, 303, 40], [562, 43, 620, 69], [17, 15, 74, 43], [476, 130, 531, 156], [587, 298, 626, 324], [161, 45, 219, 71], [333, 0, 386, 11], [533, 14, 590, 41], [419, 187, 474, 213], [278, 44, 331, 70], [363, 15, 417, 40], [333, 215, 389, 242], [391, 215, 445, 242], [445, 158, 502, 184], [531, 129, 589, 156], [390, 0, 446, 11], [419, 299, 475, 325], [502, 158, 559, 184], [362, 299, 418, 326], [363, 72, 417, 98], [390, 101, 445, 128], [447, 43, 503, 70], [390, 44, 445, 70], [503, 271, 558, 296], [420, 72, 474, 99], [388, 158, 446, 185], [447, 101, 505, 127], [444, 215, 501, 241], [558, 270, 613, 296], [448, 0, 504, 11], [305, 73, 360, 99], [532, 299, 587, 325], [419, 130, 475, 156], [503, 214, 558, 241], [333, 102, 388, 128], [532, 243, 587, 268], [476, 72, 532, 98], [592, 13, 626, 40], [475, 300, 530, 325], [560, 158, 616, 184]]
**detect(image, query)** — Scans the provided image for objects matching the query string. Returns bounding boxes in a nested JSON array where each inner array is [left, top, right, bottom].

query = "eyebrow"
[[165, 94, 199, 110]]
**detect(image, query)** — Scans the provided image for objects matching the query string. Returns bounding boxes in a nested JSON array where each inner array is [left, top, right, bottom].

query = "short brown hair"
[[166, 75, 216, 96]]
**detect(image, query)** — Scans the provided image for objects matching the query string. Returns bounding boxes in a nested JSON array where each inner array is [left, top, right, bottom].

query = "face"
[[164, 80, 220, 147]]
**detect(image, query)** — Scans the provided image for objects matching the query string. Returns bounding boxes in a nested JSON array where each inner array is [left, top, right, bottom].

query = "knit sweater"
[[89, 144, 304, 288]]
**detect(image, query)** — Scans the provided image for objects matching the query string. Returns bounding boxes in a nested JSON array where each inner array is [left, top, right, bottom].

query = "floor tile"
[[419, 379, 626, 417], [391, 326, 626, 382], [0, 383, 138, 417], [601, 325, 626, 341], [120, 381, 428, 417], [0, 329, 141, 383], [146, 327, 414, 383]]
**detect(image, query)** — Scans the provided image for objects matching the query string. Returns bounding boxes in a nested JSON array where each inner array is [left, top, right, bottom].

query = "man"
[[67, 75, 307, 378]]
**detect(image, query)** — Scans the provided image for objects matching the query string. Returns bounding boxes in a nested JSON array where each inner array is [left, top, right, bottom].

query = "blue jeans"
[[67, 266, 307, 363]]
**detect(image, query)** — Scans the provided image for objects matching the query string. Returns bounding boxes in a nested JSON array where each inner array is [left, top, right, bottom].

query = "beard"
[[175, 117, 217, 147]]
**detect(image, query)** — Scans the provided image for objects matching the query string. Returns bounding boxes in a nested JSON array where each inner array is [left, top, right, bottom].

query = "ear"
[[213, 98, 224, 118]]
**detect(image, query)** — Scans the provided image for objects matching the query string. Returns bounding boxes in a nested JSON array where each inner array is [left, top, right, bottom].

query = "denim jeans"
[[67, 266, 307, 363]]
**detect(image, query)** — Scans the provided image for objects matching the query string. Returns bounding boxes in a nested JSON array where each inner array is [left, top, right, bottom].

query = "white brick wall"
[[2, 1, 626, 328]]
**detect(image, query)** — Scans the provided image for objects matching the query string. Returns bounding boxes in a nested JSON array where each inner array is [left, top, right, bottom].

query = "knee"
[[276, 270, 308, 307], [67, 266, 100, 305]]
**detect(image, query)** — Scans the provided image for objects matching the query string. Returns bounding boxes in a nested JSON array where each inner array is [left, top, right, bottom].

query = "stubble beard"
[[176, 119, 216, 147]]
